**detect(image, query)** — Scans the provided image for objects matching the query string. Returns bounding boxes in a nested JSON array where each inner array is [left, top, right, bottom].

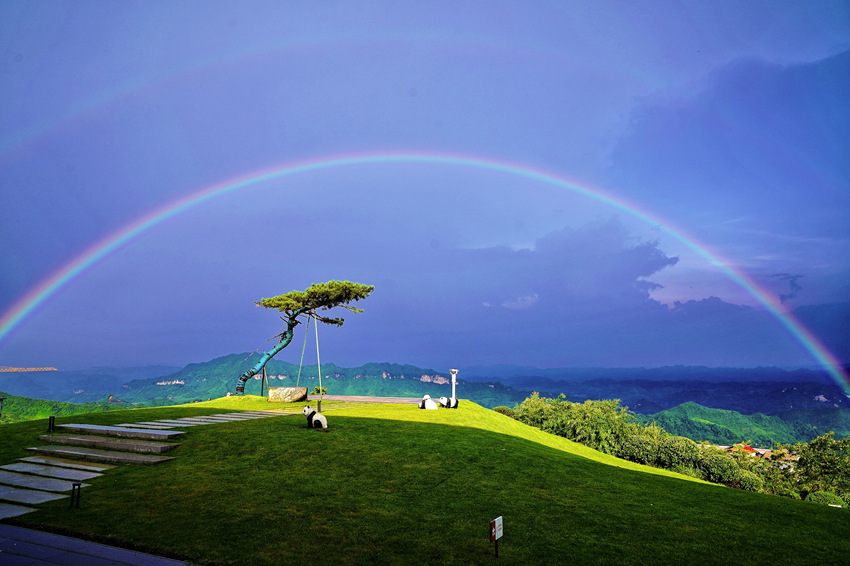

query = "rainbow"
[[1, 151, 847, 392]]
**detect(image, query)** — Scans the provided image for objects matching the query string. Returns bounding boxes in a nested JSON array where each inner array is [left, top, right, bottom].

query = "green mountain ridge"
[[640, 401, 850, 446], [116, 353, 526, 408]]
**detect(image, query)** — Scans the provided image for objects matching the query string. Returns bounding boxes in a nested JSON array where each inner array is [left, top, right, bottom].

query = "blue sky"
[[1, 1, 848, 375]]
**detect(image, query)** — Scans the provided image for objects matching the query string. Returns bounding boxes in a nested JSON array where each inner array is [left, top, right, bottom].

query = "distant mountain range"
[[638, 402, 850, 446], [114, 354, 522, 408], [0, 365, 180, 403], [1, 355, 848, 443]]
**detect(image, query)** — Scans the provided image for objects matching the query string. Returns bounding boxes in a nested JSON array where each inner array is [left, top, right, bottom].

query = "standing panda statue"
[[302, 405, 328, 428]]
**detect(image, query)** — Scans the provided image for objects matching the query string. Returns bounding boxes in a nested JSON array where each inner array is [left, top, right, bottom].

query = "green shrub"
[[513, 392, 556, 429], [774, 488, 801, 500], [493, 406, 515, 418], [805, 491, 845, 507], [656, 435, 700, 469], [616, 430, 660, 465], [738, 470, 764, 492], [697, 451, 743, 486]]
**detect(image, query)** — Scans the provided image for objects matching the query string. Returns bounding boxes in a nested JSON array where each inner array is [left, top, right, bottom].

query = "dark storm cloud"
[[769, 273, 804, 304]]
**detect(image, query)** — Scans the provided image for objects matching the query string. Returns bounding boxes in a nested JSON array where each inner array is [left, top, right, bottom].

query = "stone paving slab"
[[219, 413, 284, 419], [0, 502, 36, 519], [0, 484, 67, 504], [244, 412, 293, 416], [144, 420, 202, 427], [40, 435, 180, 454], [0, 524, 196, 565], [206, 414, 262, 420], [0, 470, 89, 492], [27, 446, 174, 465], [115, 423, 177, 430], [1, 462, 102, 481], [19, 456, 114, 472], [57, 424, 183, 440]]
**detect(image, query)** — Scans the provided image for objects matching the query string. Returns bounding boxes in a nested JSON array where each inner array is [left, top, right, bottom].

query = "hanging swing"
[[295, 314, 324, 410]]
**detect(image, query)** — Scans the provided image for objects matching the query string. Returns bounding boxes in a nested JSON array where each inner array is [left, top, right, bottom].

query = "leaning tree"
[[234, 280, 374, 395]]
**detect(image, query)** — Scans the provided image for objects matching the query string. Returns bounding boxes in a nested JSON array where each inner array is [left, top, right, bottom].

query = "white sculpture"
[[302, 405, 328, 428]]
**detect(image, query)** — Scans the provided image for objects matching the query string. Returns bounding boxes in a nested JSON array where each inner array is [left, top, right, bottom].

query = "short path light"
[[70, 482, 82, 508]]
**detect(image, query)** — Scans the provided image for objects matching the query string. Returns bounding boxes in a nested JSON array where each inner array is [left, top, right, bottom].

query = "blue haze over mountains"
[[1, 355, 848, 418]]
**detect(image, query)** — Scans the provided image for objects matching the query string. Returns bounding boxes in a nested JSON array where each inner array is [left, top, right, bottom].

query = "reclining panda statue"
[[418, 394, 439, 410], [439, 396, 459, 409], [302, 405, 328, 428]]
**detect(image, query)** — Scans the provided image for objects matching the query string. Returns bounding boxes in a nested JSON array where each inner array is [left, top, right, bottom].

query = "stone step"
[[39, 434, 179, 454], [27, 446, 174, 466], [177, 416, 236, 423], [0, 470, 89, 492], [0, 502, 36, 519], [0, 484, 67, 504], [146, 420, 203, 427], [115, 423, 177, 430], [206, 415, 261, 420], [147, 419, 206, 428], [241, 410, 294, 415], [19, 455, 114, 472], [57, 424, 183, 441], [1, 462, 102, 481]]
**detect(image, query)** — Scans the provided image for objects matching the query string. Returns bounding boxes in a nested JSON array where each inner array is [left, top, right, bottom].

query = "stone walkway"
[[0, 410, 295, 520], [0, 523, 195, 565]]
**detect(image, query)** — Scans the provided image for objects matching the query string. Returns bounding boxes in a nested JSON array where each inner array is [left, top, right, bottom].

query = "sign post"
[[490, 516, 503, 558]]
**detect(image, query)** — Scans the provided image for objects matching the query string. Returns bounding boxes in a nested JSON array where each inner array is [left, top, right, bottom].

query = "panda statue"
[[418, 394, 439, 410], [302, 405, 328, 428], [445, 397, 459, 409]]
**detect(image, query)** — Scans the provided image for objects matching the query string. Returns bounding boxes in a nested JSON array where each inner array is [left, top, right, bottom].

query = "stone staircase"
[[0, 410, 297, 519]]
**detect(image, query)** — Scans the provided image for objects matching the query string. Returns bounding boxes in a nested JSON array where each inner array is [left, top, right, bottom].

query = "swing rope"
[[315, 313, 323, 404], [295, 315, 311, 388]]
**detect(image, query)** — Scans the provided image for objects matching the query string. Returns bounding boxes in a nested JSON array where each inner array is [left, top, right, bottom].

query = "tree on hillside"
[[234, 280, 374, 395], [795, 431, 850, 501]]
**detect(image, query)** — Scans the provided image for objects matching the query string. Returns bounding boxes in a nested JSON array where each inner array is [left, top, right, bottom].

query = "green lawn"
[[2, 398, 848, 565]]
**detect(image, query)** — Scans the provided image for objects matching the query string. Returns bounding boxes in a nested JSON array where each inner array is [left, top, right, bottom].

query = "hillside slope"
[[5, 400, 847, 565]]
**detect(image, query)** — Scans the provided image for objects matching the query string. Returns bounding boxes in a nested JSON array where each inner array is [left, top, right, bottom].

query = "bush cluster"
[[510, 393, 849, 502], [804, 491, 845, 507], [492, 406, 515, 417]]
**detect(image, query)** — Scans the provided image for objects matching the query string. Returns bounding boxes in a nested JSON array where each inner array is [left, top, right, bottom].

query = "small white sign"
[[490, 516, 503, 541]]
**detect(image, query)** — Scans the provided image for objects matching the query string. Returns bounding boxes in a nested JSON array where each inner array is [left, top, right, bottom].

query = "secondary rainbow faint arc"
[[1, 151, 847, 392]]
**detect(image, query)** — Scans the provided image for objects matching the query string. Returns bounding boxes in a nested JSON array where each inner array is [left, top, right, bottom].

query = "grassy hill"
[[2, 399, 847, 565]]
